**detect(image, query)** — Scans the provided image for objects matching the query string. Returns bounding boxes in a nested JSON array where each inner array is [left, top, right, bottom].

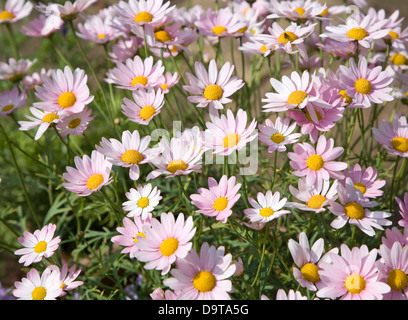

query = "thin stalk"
[[6, 23, 19, 58]]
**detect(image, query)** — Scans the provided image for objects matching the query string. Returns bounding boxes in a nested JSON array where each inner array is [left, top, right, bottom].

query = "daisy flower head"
[[96, 130, 154, 181], [109, 36, 141, 64], [317, 244, 390, 300], [111, 216, 152, 258], [22, 68, 53, 90], [14, 223, 61, 267], [156, 71, 179, 94], [276, 289, 308, 300], [194, 7, 247, 39], [62, 150, 113, 196], [122, 183, 162, 220], [190, 175, 241, 223], [244, 190, 290, 224], [288, 134, 348, 190], [34, 66, 94, 116], [150, 287, 178, 300], [0, 58, 37, 82], [381, 227, 408, 250], [121, 88, 164, 125], [56, 106, 94, 137], [133, 212, 196, 275], [47, 263, 84, 295], [287, 177, 338, 213], [12, 268, 63, 300], [55, 0, 97, 21], [256, 21, 316, 60], [262, 70, 332, 113], [146, 130, 204, 180], [396, 193, 408, 228], [183, 59, 244, 113], [76, 14, 117, 44], [257, 117, 301, 153], [238, 37, 274, 57], [18, 107, 59, 140], [267, 0, 328, 22], [0, 0, 33, 24], [328, 177, 392, 237], [376, 242, 408, 300], [205, 108, 257, 156], [337, 56, 394, 108], [106, 55, 165, 91], [0, 86, 26, 117], [372, 113, 408, 158], [163, 242, 236, 300], [341, 163, 386, 200], [21, 14, 63, 38]]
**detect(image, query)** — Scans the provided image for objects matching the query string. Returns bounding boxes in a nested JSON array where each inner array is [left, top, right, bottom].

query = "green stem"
[[6, 23, 19, 58]]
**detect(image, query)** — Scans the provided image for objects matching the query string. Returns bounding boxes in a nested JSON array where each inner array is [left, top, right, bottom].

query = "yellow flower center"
[[354, 183, 367, 194], [34, 241, 48, 254], [390, 54, 407, 66], [354, 78, 372, 95], [133, 232, 146, 243], [137, 197, 150, 208], [160, 84, 169, 91], [203, 84, 223, 100], [347, 27, 368, 41], [287, 90, 308, 105], [307, 195, 327, 209], [344, 201, 365, 220], [0, 10, 15, 20], [236, 26, 248, 34], [305, 110, 322, 123], [213, 197, 229, 211], [86, 173, 104, 190], [259, 44, 268, 52], [212, 25, 227, 35], [388, 31, 399, 40], [344, 274, 366, 294], [306, 154, 324, 171], [68, 118, 81, 129], [392, 137, 408, 153], [139, 105, 156, 120], [259, 207, 274, 217], [58, 92, 77, 109], [319, 8, 329, 16], [155, 30, 173, 43], [32, 287, 47, 300], [339, 89, 353, 104], [387, 269, 408, 291], [98, 33, 105, 39], [42, 113, 59, 123], [134, 11, 153, 23], [167, 159, 188, 174], [301, 263, 320, 283], [223, 133, 241, 148], [160, 237, 179, 256], [1, 104, 14, 112], [294, 7, 305, 17], [277, 31, 298, 44], [131, 76, 148, 87], [271, 133, 285, 144], [121, 149, 144, 164], [193, 270, 216, 292], [8, 73, 23, 82]]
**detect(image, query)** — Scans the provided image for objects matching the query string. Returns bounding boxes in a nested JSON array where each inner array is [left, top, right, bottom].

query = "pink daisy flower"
[[156, 71, 179, 94], [109, 36, 141, 64], [14, 224, 61, 267], [262, 70, 332, 113], [316, 244, 390, 300], [47, 263, 83, 295], [76, 14, 117, 44], [0, 86, 26, 117], [0, 57, 36, 82], [337, 56, 394, 108], [18, 107, 60, 140], [133, 212, 196, 275], [183, 59, 244, 113], [96, 130, 155, 181], [162, 242, 236, 300], [205, 108, 257, 156], [33, 66, 94, 116], [275, 289, 308, 300], [267, 0, 328, 22], [396, 193, 408, 228], [376, 242, 408, 300], [21, 14, 62, 38], [12, 268, 63, 300], [121, 88, 164, 125], [122, 183, 162, 220], [381, 227, 408, 250], [22, 68, 53, 90], [190, 175, 241, 224], [62, 150, 113, 196], [372, 113, 408, 158], [111, 216, 151, 258], [150, 287, 178, 300], [244, 190, 290, 224], [288, 135, 348, 190], [55, 106, 94, 137], [287, 178, 338, 213], [341, 163, 386, 200], [258, 117, 301, 153], [0, 0, 33, 24], [328, 177, 392, 237], [106, 56, 165, 91]]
